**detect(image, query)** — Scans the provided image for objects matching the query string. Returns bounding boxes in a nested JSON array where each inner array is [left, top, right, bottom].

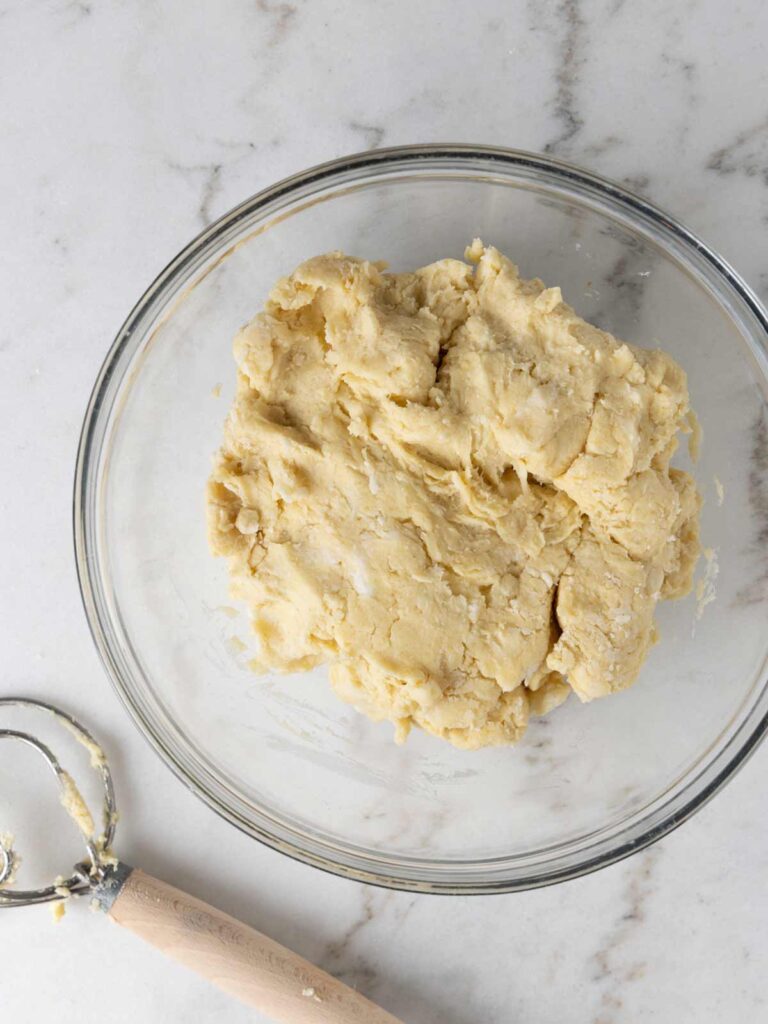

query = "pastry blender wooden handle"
[[104, 867, 404, 1024]]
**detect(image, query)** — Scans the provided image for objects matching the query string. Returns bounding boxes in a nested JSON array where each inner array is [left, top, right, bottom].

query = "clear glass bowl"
[[75, 146, 768, 893]]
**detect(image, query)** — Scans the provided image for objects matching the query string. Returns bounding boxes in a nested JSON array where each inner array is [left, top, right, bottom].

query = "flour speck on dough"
[[207, 243, 701, 749]]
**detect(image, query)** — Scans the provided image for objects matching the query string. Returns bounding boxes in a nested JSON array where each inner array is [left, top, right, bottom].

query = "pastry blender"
[[0, 697, 402, 1024]]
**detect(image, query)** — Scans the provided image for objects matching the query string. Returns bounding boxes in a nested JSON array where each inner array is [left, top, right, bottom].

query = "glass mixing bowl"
[[75, 146, 768, 893]]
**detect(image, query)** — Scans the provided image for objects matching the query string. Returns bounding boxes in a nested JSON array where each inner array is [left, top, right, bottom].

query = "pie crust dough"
[[208, 243, 700, 749]]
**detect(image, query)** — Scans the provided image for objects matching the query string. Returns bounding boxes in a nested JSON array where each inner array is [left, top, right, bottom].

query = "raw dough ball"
[[208, 243, 700, 749]]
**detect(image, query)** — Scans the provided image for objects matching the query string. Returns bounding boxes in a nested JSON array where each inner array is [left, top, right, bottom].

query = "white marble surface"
[[1, 1, 767, 1021]]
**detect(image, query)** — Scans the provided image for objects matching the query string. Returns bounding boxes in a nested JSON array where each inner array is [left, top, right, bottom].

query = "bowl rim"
[[74, 143, 768, 894]]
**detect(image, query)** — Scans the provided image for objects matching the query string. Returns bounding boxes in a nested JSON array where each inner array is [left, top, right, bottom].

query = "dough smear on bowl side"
[[207, 241, 701, 750]]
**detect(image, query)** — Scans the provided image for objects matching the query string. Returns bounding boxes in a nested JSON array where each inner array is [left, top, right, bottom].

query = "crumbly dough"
[[208, 242, 700, 749], [59, 770, 95, 837], [59, 716, 108, 769]]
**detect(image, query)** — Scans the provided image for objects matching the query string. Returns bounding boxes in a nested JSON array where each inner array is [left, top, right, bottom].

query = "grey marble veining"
[[539, 0, 588, 156], [707, 117, 768, 186], [1, 1, 767, 1022]]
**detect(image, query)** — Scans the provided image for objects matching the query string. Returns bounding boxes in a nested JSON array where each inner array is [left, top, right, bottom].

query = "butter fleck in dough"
[[208, 243, 700, 749]]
